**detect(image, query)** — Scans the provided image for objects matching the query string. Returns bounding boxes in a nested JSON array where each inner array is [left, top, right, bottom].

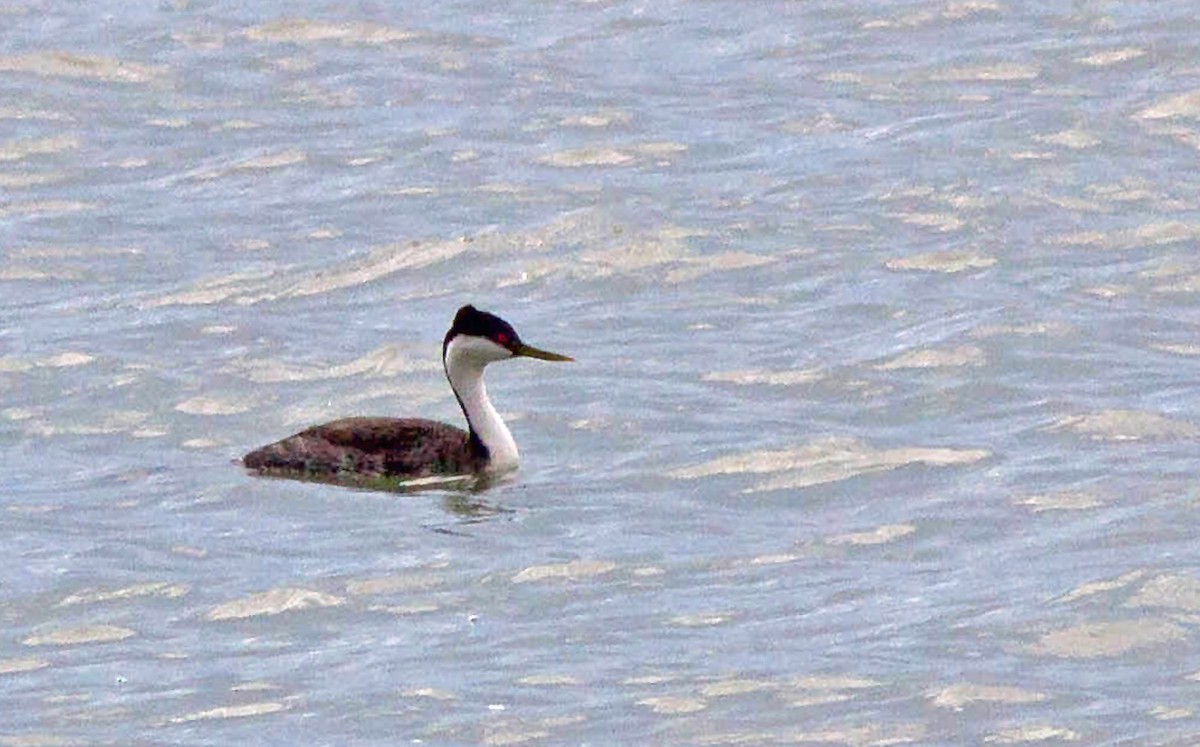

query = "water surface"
[[4, 1, 1200, 744]]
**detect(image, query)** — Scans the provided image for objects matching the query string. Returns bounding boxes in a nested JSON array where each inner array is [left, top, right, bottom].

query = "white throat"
[[443, 335, 520, 472]]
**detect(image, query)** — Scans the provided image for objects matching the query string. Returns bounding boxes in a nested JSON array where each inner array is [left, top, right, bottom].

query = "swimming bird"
[[242, 305, 572, 481]]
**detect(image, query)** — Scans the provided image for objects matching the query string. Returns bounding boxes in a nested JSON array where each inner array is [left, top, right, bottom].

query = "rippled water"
[[5, 1, 1200, 744]]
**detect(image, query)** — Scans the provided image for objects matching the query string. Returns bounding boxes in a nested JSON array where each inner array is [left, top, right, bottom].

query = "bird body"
[[242, 305, 571, 482], [242, 417, 481, 478]]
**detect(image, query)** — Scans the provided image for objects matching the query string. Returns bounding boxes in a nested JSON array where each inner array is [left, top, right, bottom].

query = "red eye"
[[495, 333, 509, 345]]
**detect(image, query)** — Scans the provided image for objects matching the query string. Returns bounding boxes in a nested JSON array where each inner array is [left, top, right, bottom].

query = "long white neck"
[[444, 337, 520, 472]]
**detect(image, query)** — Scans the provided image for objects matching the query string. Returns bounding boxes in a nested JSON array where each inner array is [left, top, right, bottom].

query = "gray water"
[[4, 1, 1200, 744]]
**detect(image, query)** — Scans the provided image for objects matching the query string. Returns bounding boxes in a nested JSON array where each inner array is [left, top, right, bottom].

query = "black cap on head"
[[444, 304, 521, 354]]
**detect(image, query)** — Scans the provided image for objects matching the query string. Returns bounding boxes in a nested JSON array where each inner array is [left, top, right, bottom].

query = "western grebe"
[[242, 305, 572, 480]]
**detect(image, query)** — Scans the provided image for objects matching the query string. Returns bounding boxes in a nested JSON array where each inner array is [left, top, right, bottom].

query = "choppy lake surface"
[[5, 1, 1200, 744]]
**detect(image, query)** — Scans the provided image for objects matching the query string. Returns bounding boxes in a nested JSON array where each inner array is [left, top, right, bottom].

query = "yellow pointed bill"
[[515, 343, 573, 362]]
